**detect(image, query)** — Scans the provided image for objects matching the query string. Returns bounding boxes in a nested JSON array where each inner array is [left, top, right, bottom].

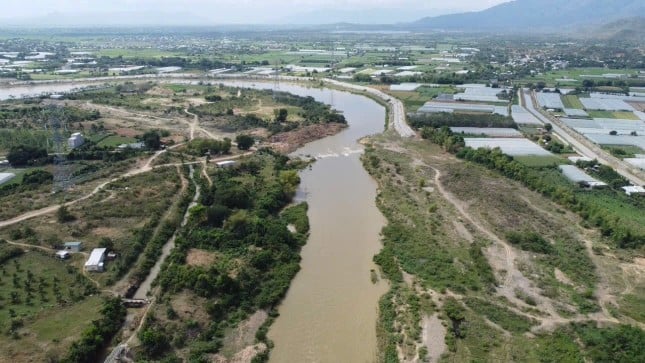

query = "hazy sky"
[[1, 0, 511, 23]]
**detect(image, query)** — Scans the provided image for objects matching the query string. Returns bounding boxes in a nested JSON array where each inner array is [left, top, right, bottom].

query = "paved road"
[[521, 88, 645, 186], [320, 78, 416, 138]]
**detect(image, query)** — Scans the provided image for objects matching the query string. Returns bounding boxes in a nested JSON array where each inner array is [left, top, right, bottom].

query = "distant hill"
[[583, 17, 645, 42], [410, 0, 645, 31], [280, 8, 458, 25]]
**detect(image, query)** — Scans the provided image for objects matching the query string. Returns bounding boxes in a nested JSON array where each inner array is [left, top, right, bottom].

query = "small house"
[[56, 251, 71, 260], [64, 241, 82, 252], [216, 160, 236, 168], [68, 133, 85, 149], [84, 248, 107, 272]]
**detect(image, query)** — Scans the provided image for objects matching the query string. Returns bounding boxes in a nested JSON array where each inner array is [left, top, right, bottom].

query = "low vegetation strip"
[[463, 297, 537, 333]]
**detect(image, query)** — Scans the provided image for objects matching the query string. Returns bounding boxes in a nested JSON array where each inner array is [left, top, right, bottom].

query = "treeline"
[[67, 142, 140, 162], [148, 151, 308, 360], [185, 138, 232, 156], [62, 297, 126, 363], [421, 127, 644, 249], [0, 105, 100, 124], [0, 241, 24, 264], [409, 112, 516, 129], [6, 145, 50, 167], [131, 167, 194, 284]]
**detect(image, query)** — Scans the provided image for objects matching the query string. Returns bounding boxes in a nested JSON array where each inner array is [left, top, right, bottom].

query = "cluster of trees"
[[410, 112, 516, 129], [151, 151, 307, 359], [7, 145, 49, 167], [0, 105, 100, 124], [271, 92, 346, 124], [67, 142, 139, 162], [186, 138, 232, 156], [62, 297, 126, 363], [420, 126, 465, 153]]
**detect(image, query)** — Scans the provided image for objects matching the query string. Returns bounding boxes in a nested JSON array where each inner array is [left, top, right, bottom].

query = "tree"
[[141, 130, 161, 150], [544, 123, 553, 132], [235, 134, 255, 150], [57, 205, 76, 223], [98, 237, 114, 250], [274, 108, 288, 122]]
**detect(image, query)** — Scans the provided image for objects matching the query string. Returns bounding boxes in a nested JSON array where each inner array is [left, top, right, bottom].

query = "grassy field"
[[517, 68, 641, 87], [561, 95, 584, 109], [587, 110, 638, 119], [97, 135, 137, 147], [0, 249, 103, 362], [602, 144, 645, 158], [95, 48, 183, 58], [611, 111, 639, 120], [387, 86, 456, 111], [514, 155, 565, 168]]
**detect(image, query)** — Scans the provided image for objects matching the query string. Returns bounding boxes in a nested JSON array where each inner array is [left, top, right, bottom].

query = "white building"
[[216, 160, 236, 168], [84, 248, 107, 272], [68, 133, 85, 149], [622, 186, 645, 196]]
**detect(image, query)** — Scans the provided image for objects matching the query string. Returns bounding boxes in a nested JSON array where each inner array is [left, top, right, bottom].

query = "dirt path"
[[184, 107, 222, 141], [428, 165, 564, 319], [202, 160, 213, 186]]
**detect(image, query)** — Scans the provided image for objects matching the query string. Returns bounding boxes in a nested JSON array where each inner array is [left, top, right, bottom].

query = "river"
[[219, 81, 388, 363], [2, 79, 389, 362]]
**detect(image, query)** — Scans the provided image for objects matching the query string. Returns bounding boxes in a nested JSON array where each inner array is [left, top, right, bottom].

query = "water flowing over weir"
[[218, 81, 389, 362]]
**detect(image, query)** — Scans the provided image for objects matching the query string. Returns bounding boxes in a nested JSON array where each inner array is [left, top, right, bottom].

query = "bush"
[[505, 230, 554, 254], [235, 134, 255, 150]]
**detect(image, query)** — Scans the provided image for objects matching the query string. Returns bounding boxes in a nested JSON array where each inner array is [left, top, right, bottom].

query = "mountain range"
[[1, 0, 643, 36], [410, 0, 645, 31]]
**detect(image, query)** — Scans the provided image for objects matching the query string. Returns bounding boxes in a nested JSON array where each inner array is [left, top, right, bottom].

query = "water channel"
[[2, 79, 389, 362]]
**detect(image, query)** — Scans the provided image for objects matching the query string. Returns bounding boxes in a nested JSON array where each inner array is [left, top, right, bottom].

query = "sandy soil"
[[422, 314, 447, 363]]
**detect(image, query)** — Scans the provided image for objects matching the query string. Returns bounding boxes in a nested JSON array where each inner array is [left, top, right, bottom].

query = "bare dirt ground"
[[211, 310, 269, 363], [269, 123, 347, 153], [422, 314, 447, 363], [186, 248, 218, 267]]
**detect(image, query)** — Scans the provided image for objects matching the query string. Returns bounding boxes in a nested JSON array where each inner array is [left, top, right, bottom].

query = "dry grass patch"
[[186, 248, 218, 267]]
